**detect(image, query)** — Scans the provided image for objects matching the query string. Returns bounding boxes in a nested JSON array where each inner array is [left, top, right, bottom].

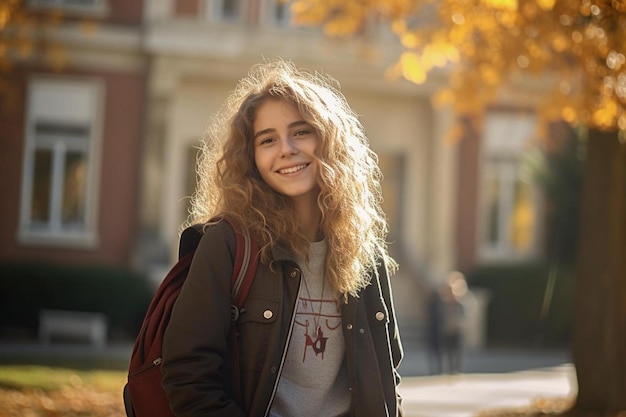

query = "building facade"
[[1, 0, 547, 347], [0, 0, 146, 266]]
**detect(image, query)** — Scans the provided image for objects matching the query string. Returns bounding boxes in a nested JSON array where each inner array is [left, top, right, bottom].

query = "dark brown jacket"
[[162, 221, 404, 416]]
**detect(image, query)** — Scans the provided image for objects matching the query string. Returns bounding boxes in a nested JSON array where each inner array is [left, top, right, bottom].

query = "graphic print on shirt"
[[295, 296, 341, 361]]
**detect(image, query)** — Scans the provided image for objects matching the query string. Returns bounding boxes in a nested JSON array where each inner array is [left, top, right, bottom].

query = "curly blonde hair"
[[186, 59, 396, 297]]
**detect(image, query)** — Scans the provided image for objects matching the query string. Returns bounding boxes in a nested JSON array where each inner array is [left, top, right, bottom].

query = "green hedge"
[[467, 261, 575, 348], [0, 261, 153, 342]]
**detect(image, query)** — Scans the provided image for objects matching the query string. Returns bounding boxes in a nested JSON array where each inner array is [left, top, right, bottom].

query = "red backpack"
[[123, 220, 259, 417]]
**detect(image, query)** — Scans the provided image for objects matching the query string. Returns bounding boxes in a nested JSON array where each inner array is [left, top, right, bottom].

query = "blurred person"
[[160, 59, 404, 417], [425, 285, 443, 374], [440, 271, 467, 374]]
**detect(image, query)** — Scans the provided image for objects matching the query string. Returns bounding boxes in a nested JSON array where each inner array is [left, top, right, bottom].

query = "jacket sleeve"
[[161, 221, 246, 417], [378, 257, 405, 416]]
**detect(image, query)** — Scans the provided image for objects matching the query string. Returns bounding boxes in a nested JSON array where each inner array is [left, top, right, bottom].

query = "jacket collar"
[[271, 242, 294, 263]]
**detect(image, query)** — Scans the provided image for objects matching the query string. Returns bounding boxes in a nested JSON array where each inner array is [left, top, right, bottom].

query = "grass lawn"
[[0, 365, 127, 417]]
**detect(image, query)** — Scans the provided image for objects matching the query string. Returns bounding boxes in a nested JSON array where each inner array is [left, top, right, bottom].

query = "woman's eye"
[[294, 129, 311, 137], [259, 137, 274, 145]]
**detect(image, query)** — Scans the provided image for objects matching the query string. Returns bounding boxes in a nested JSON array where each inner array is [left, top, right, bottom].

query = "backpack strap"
[[224, 220, 259, 406], [178, 224, 204, 260], [230, 227, 259, 321]]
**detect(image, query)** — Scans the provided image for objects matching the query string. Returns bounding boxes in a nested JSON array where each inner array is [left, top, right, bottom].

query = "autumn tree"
[[0, 0, 78, 110], [288, 0, 625, 415]]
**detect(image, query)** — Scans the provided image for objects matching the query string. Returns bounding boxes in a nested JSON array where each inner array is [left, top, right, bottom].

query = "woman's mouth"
[[278, 164, 308, 174]]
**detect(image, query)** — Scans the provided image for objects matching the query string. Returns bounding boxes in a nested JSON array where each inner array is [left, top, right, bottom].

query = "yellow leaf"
[[423, 43, 453, 68], [384, 63, 402, 81], [432, 89, 454, 107], [497, 10, 517, 28], [290, 1, 327, 26], [400, 51, 428, 84], [592, 99, 617, 128], [401, 32, 420, 48], [535, 0, 556, 11], [324, 15, 361, 37], [551, 34, 569, 52], [561, 107, 577, 123], [391, 19, 406, 35], [481, 0, 518, 12], [441, 42, 460, 64], [0, 8, 9, 30], [480, 64, 501, 85]]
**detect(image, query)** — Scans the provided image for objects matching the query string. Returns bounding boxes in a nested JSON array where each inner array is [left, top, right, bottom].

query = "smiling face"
[[253, 98, 321, 205]]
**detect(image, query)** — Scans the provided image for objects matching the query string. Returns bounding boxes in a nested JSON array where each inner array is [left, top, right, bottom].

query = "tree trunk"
[[570, 129, 626, 415]]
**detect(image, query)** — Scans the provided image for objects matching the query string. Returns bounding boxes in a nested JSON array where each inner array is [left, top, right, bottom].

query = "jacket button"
[[376, 312, 385, 321], [270, 366, 277, 373], [346, 324, 353, 330], [359, 328, 365, 334], [263, 310, 273, 319]]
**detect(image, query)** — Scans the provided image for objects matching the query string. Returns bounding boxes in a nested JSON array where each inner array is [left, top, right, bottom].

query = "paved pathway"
[[399, 364, 576, 417], [396, 346, 576, 417], [398, 346, 572, 376]]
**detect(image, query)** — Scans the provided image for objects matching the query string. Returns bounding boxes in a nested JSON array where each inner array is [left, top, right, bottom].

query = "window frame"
[[476, 110, 543, 262], [258, 0, 293, 27], [202, 0, 248, 24], [27, 0, 109, 17], [257, 0, 319, 32], [19, 76, 104, 248]]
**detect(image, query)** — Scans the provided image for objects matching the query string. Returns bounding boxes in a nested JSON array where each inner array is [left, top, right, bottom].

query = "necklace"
[[297, 239, 330, 360], [301, 270, 326, 336], [300, 271, 329, 360]]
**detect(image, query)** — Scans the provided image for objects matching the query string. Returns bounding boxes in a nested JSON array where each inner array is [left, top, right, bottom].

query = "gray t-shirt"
[[269, 239, 350, 417]]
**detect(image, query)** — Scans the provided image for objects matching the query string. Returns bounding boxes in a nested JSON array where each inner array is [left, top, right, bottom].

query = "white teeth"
[[279, 164, 306, 174]]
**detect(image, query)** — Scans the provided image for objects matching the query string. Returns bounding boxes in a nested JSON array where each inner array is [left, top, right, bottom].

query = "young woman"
[[161, 60, 404, 417]]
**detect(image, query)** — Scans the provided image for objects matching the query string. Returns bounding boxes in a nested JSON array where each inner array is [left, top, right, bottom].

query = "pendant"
[[303, 325, 328, 361]]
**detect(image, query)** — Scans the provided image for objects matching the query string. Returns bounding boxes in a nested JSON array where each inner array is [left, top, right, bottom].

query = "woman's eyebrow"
[[254, 127, 275, 140]]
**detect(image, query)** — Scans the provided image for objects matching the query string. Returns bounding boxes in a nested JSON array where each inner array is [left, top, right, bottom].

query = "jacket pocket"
[[239, 296, 279, 325], [237, 296, 279, 373]]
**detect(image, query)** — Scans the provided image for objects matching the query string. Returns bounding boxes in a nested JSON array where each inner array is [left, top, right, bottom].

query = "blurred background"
[[0, 2, 623, 403]]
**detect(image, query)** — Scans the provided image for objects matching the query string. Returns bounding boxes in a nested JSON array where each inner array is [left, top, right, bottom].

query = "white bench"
[[38, 309, 108, 348]]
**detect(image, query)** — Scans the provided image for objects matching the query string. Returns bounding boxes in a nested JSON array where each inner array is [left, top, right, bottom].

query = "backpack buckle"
[[231, 304, 240, 322]]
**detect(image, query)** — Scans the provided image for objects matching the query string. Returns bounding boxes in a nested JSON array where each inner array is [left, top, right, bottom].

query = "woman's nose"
[[280, 136, 297, 156]]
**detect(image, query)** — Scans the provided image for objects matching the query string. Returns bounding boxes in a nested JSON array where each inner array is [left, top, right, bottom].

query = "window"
[[260, 0, 293, 27], [477, 111, 542, 261], [28, 0, 109, 16], [203, 0, 247, 23], [258, 0, 317, 30], [19, 78, 102, 247]]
